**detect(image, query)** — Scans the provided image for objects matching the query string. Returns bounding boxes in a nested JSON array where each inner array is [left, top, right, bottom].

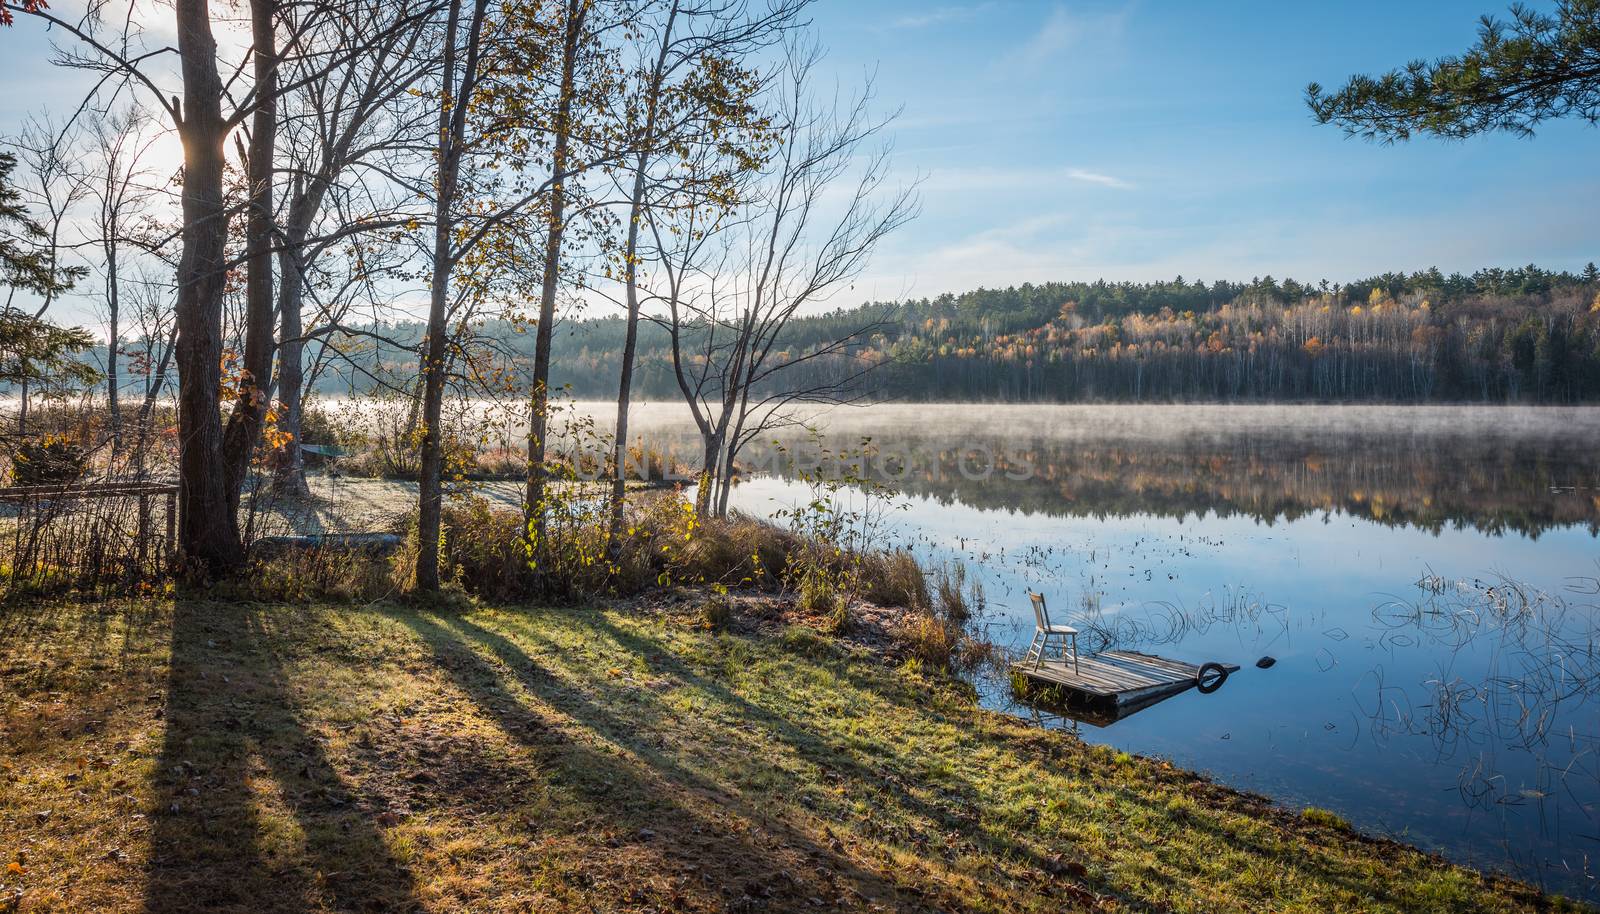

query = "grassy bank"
[[0, 597, 1577, 913]]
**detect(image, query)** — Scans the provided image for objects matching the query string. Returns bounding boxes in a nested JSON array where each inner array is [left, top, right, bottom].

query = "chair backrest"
[[1028, 591, 1050, 631]]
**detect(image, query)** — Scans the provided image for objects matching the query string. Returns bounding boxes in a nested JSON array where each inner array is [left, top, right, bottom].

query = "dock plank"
[[1012, 650, 1236, 706]]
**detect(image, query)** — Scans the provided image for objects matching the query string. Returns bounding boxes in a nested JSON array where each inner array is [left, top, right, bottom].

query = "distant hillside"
[[66, 263, 1600, 405], [850, 265, 1600, 403], [531, 263, 1600, 403]]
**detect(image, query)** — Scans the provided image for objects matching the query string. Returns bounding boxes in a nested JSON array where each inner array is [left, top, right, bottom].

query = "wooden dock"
[[1011, 650, 1239, 708]]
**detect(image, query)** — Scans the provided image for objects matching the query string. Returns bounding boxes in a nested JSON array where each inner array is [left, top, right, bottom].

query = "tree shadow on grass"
[[143, 599, 421, 914], [565, 613, 1394, 911], [565, 614, 1063, 862], [396, 609, 922, 912], [0, 596, 165, 671]]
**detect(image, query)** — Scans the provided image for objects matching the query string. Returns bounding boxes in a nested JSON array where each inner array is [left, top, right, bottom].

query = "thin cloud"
[[1066, 168, 1134, 189], [889, 3, 996, 30], [919, 165, 1136, 193], [1010, 3, 1132, 72]]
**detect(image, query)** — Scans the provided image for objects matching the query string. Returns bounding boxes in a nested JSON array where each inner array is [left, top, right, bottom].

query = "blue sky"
[[3, 0, 1596, 317], [809, 0, 1600, 302]]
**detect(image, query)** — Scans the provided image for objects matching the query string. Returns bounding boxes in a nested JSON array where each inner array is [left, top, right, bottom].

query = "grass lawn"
[[0, 596, 1580, 913]]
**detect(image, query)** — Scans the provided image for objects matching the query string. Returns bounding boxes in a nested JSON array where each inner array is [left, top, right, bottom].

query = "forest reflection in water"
[[638, 404, 1600, 900], [690, 409, 1600, 538]]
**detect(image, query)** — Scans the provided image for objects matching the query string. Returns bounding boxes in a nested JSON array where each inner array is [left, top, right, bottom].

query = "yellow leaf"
[[7, 861, 23, 875]]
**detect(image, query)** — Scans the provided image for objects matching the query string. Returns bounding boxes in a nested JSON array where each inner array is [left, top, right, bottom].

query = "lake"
[[607, 402, 1600, 900]]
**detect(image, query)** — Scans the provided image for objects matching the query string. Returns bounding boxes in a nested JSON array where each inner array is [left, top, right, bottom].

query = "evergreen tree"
[[1, 149, 95, 389], [0, 151, 82, 299], [1307, 1, 1600, 141]]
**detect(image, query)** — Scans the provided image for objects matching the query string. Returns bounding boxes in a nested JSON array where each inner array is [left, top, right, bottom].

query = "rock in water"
[[1255, 656, 1277, 669]]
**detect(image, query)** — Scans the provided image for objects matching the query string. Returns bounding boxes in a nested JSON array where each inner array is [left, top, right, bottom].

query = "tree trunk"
[[606, 155, 649, 546], [105, 243, 121, 450], [268, 169, 318, 496], [134, 325, 177, 479], [272, 220, 311, 497], [606, 4, 675, 549], [694, 432, 719, 517], [172, 0, 245, 573], [525, 0, 584, 544], [222, 0, 280, 518], [414, 0, 481, 592]]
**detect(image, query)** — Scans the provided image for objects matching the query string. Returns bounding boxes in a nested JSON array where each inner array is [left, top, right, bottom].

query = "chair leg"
[[1032, 632, 1045, 671], [1071, 632, 1079, 674]]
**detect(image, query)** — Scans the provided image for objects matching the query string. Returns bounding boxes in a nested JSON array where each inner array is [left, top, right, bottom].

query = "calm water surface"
[[621, 404, 1600, 899]]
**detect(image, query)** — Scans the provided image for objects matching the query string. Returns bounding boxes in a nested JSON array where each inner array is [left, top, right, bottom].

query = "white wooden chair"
[[1024, 591, 1079, 674]]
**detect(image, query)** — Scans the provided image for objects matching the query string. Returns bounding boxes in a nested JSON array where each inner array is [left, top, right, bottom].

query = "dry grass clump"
[[390, 493, 810, 604], [472, 446, 526, 477], [698, 587, 734, 631], [673, 510, 797, 589], [232, 543, 405, 604], [933, 561, 977, 622], [900, 608, 959, 667], [859, 549, 929, 611], [890, 561, 995, 673]]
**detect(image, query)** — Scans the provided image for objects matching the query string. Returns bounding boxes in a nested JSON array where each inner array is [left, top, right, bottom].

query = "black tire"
[[1196, 662, 1229, 694]]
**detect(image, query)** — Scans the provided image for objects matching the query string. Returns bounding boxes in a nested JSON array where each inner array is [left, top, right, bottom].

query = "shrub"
[[798, 565, 849, 634], [624, 441, 666, 481], [437, 497, 535, 599], [399, 491, 797, 603], [11, 436, 88, 486], [297, 403, 362, 451]]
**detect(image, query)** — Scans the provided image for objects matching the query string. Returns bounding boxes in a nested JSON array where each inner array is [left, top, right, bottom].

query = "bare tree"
[[81, 105, 163, 450], [523, 0, 599, 544], [269, 0, 446, 495], [604, 0, 804, 544], [655, 44, 916, 516]]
